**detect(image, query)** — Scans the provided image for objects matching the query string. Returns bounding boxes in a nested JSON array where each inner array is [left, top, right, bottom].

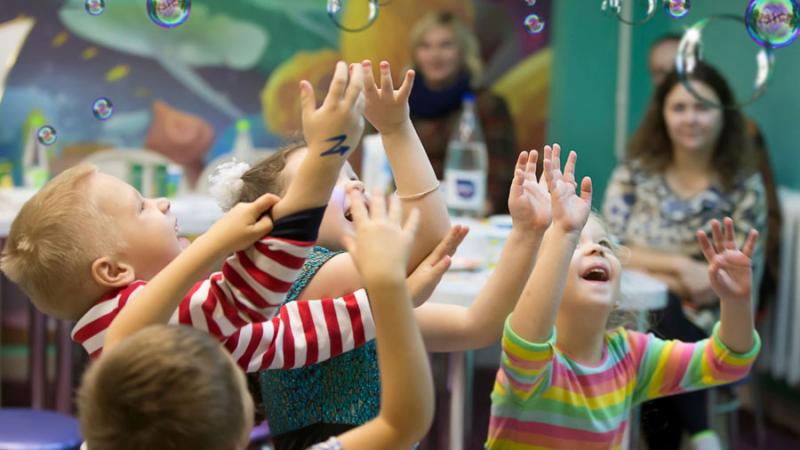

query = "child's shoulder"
[[605, 326, 651, 357]]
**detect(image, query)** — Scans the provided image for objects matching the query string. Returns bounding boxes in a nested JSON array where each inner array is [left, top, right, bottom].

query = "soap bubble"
[[147, 0, 191, 29], [524, 0, 537, 6], [676, 14, 775, 108], [37, 126, 57, 146], [524, 14, 545, 34], [745, 0, 799, 49], [327, 0, 379, 32], [602, 0, 657, 25], [92, 97, 113, 121], [84, 0, 105, 16], [664, 0, 690, 19]]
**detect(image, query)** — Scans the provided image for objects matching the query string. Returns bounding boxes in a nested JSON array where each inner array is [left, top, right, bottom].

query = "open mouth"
[[581, 265, 610, 282]]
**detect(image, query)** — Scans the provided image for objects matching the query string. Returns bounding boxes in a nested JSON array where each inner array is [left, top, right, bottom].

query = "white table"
[[429, 267, 668, 450]]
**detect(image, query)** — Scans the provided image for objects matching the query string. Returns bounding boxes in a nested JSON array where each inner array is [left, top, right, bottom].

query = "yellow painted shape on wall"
[[491, 48, 552, 149], [81, 46, 98, 60], [105, 64, 130, 82], [339, 1, 473, 81], [261, 49, 340, 138], [51, 31, 68, 48]]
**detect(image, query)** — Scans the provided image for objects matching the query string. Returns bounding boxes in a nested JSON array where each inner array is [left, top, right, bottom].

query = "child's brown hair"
[[0, 164, 118, 320], [236, 141, 307, 204], [78, 325, 249, 450]]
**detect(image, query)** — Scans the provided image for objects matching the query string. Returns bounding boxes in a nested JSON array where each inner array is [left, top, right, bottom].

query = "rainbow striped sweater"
[[487, 317, 760, 449]]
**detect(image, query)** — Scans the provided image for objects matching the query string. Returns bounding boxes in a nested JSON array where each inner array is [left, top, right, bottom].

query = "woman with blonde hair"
[[408, 11, 517, 215]]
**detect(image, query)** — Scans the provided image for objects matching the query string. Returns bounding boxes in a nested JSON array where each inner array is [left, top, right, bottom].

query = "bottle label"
[[445, 169, 486, 211]]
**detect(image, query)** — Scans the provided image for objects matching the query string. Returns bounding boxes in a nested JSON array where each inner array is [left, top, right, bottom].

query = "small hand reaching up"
[[696, 217, 758, 304], [362, 60, 414, 135], [508, 150, 551, 232], [542, 144, 592, 235], [342, 189, 420, 285]]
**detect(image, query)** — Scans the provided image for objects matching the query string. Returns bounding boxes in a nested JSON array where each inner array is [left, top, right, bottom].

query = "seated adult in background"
[[408, 11, 517, 215], [648, 34, 782, 313], [603, 63, 767, 450]]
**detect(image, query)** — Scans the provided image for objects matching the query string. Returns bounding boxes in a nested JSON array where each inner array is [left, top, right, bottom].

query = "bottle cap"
[[462, 92, 476, 103]]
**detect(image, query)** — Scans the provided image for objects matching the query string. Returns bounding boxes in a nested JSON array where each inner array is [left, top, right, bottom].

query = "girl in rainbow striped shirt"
[[487, 144, 760, 450]]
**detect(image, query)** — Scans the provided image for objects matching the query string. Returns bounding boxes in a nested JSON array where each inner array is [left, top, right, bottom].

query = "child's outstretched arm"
[[270, 60, 365, 221], [510, 145, 592, 343], [104, 194, 279, 350], [698, 217, 758, 353], [630, 218, 760, 404], [333, 190, 433, 449], [362, 60, 450, 270], [414, 151, 551, 352]]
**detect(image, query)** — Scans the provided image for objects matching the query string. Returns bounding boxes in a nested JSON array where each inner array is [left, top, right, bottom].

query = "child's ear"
[[90, 256, 136, 288]]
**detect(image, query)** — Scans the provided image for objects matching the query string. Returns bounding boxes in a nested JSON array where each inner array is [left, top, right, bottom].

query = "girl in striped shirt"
[[487, 144, 760, 450]]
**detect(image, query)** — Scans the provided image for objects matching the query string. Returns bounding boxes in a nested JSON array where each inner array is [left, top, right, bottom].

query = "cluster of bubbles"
[[37, 126, 57, 146], [523, 0, 545, 35], [745, 0, 799, 48], [326, 0, 379, 32], [84, 0, 105, 16], [147, 0, 192, 29], [92, 97, 114, 121]]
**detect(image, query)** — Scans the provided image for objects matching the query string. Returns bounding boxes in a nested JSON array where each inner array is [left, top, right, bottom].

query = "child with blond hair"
[[78, 190, 436, 450], [2, 61, 380, 371]]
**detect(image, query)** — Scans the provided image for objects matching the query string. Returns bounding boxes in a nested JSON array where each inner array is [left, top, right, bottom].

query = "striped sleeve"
[[493, 315, 556, 403], [224, 289, 376, 372], [630, 323, 760, 404]]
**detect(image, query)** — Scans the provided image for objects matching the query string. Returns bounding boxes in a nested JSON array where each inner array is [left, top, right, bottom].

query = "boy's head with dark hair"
[[78, 325, 254, 450]]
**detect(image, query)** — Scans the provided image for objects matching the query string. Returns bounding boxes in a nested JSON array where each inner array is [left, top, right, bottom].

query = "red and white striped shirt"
[[71, 235, 375, 371]]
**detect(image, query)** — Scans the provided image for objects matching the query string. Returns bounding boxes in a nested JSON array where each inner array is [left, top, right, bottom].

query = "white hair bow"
[[208, 159, 251, 211]]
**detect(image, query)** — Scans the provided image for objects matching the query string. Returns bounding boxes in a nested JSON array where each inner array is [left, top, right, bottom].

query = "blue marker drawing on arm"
[[320, 134, 350, 157]]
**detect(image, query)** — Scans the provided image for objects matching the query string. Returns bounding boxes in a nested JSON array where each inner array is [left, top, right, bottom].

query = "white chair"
[[82, 148, 190, 197]]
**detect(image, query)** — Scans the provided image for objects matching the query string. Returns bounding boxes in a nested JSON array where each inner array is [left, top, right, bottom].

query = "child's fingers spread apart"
[[697, 230, 717, 263], [742, 229, 758, 258], [299, 80, 317, 117], [362, 60, 378, 95], [325, 61, 348, 105], [709, 219, 724, 253], [380, 61, 394, 91], [580, 176, 592, 202], [722, 217, 737, 250], [370, 190, 387, 218], [398, 69, 415, 98], [345, 63, 364, 105], [564, 150, 577, 181], [347, 189, 370, 224], [388, 195, 403, 225]]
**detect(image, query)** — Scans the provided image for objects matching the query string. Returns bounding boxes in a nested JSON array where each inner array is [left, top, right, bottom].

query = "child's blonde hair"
[[409, 11, 484, 87], [0, 164, 117, 320], [78, 325, 248, 450]]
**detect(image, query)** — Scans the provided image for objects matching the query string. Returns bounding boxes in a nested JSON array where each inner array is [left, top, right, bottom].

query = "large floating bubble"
[[147, 0, 191, 29], [92, 97, 113, 121], [745, 0, 799, 49], [37, 126, 57, 146], [602, 0, 657, 25], [524, 14, 545, 34], [327, 0, 379, 33], [676, 14, 775, 108], [664, 0, 690, 19]]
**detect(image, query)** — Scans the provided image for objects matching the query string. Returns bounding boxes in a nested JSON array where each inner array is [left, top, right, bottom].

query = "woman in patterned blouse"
[[602, 63, 767, 450]]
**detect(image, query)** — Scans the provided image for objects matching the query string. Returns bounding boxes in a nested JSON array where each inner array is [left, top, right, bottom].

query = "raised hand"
[[696, 217, 758, 304], [407, 225, 468, 306], [361, 60, 414, 134], [205, 193, 280, 255], [508, 150, 551, 231], [300, 61, 365, 159], [542, 144, 592, 234], [342, 189, 420, 284]]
